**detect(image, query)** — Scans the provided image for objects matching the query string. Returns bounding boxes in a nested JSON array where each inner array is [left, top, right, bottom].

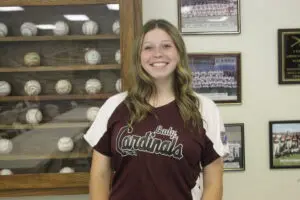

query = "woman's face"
[[140, 28, 179, 82]]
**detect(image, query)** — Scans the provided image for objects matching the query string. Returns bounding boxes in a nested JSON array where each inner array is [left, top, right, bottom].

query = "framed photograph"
[[269, 120, 300, 169], [223, 123, 245, 171], [178, 0, 241, 35], [188, 53, 241, 104], [278, 29, 300, 84]]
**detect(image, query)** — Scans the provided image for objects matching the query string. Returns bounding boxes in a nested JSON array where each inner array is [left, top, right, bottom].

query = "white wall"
[[143, 0, 300, 200], [3, 0, 300, 200]]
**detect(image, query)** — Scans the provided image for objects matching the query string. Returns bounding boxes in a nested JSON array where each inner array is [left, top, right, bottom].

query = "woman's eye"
[[143, 46, 152, 50], [162, 44, 172, 49]]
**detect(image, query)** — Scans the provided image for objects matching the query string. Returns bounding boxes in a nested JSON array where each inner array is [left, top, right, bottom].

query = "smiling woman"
[[84, 19, 227, 200]]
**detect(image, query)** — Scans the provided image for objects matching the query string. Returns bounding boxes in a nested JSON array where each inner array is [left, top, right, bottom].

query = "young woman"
[[84, 19, 227, 200]]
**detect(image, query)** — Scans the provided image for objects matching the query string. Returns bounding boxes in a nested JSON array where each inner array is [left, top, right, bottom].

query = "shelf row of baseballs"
[[0, 78, 122, 96], [23, 49, 121, 67], [0, 135, 76, 155], [0, 20, 120, 37], [0, 166, 76, 175]]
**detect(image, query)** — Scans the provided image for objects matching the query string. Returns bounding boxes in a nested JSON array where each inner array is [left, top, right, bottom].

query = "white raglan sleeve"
[[83, 92, 127, 147]]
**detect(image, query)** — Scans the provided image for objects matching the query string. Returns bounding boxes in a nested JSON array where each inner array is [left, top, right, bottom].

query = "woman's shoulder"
[[193, 92, 217, 111]]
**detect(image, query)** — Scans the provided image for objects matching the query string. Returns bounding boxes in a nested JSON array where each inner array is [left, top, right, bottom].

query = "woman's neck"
[[149, 79, 175, 107]]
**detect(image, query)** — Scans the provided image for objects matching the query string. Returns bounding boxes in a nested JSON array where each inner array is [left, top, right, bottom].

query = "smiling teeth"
[[152, 63, 166, 67]]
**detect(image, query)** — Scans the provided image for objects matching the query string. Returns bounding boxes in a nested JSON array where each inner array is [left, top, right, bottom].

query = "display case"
[[0, 0, 142, 197]]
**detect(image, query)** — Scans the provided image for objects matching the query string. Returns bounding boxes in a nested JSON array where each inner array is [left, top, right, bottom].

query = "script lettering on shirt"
[[116, 125, 183, 160]]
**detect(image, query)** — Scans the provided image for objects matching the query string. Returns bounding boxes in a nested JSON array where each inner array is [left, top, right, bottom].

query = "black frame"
[[269, 120, 300, 169], [188, 53, 242, 104], [223, 123, 245, 171], [278, 29, 300, 84]]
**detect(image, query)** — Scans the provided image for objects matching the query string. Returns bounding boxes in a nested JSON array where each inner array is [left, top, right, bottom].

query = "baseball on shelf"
[[57, 136, 74, 152], [0, 81, 11, 96], [53, 21, 69, 36], [115, 49, 121, 64], [82, 20, 99, 35], [55, 79, 72, 95], [112, 20, 120, 35], [84, 49, 101, 65], [24, 80, 41, 96], [115, 78, 122, 92], [0, 22, 8, 37], [59, 167, 75, 174], [0, 138, 13, 154], [25, 108, 43, 124], [20, 22, 38, 36], [86, 106, 100, 122], [24, 52, 40, 67], [85, 78, 102, 94], [0, 169, 13, 176]]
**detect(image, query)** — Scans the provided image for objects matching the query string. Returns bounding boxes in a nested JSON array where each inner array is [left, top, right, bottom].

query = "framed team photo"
[[178, 0, 241, 35], [223, 123, 245, 171], [188, 53, 241, 104], [269, 121, 300, 169]]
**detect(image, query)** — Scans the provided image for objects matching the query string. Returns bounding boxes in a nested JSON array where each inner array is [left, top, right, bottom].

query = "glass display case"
[[0, 0, 142, 197]]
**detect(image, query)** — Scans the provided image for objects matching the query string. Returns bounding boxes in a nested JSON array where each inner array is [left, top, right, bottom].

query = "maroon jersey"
[[84, 92, 226, 200]]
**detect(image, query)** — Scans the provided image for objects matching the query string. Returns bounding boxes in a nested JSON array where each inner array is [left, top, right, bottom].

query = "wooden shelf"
[[0, 34, 119, 42], [0, 93, 115, 102], [0, 153, 91, 161], [0, 122, 90, 129], [0, 64, 120, 73], [0, 0, 119, 6]]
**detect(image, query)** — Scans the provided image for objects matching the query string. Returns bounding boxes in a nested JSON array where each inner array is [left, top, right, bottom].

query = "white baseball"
[[0, 81, 11, 96], [20, 22, 38, 36], [0, 139, 13, 154], [85, 79, 102, 94], [59, 167, 75, 174], [0, 169, 13, 175], [112, 20, 120, 35], [82, 20, 99, 35], [115, 78, 122, 92], [25, 108, 43, 124], [0, 22, 8, 37], [57, 136, 74, 152], [24, 80, 41, 96], [55, 79, 72, 95], [53, 21, 69, 36], [24, 52, 40, 66], [115, 49, 121, 64], [86, 107, 100, 122], [84, 49, 101, 65]]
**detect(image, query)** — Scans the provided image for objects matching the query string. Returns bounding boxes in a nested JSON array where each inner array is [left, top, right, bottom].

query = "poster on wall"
[[269, 121, 300, 169], [223, 123, 245, 171], [188, 53, 241, 104], [178, 0, 241, 35], [278, 29, 300, 84]]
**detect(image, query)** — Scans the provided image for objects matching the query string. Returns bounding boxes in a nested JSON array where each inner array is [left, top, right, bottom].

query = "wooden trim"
[[0, 187, 88, 197], [0, 173, 89, 190], [1, 153, 91, 161], [0, 122, 89, 129], [0, 64, 120, 73], [0, 0, 119, 6], [0, 35, 119, 42], [0, 93, 115, 102], [120, 0, 142, 90]]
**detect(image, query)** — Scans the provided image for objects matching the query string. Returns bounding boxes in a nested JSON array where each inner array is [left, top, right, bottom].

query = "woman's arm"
[[201, 157, 223, 200], [89, 150, 112, 200]]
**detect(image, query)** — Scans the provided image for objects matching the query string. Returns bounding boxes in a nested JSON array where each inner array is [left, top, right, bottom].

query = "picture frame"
[[269, 120, 300, 169], [223, 123, 245, 171], [278, 29, 300, 84], [188, 53, 241, 104], [178, 0, 241, 35]]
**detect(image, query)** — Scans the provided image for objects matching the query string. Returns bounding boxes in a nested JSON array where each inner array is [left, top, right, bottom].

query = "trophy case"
[[0, 0, 142, 197]]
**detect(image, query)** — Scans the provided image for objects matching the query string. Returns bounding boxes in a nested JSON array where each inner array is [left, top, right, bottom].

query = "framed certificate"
[[188, 53, 241, 104], [178, 0, 241, 35], [278, 29, 300, 84]]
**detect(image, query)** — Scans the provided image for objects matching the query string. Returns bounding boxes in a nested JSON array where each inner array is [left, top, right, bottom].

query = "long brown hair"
[[125, 19, 203, 130]]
